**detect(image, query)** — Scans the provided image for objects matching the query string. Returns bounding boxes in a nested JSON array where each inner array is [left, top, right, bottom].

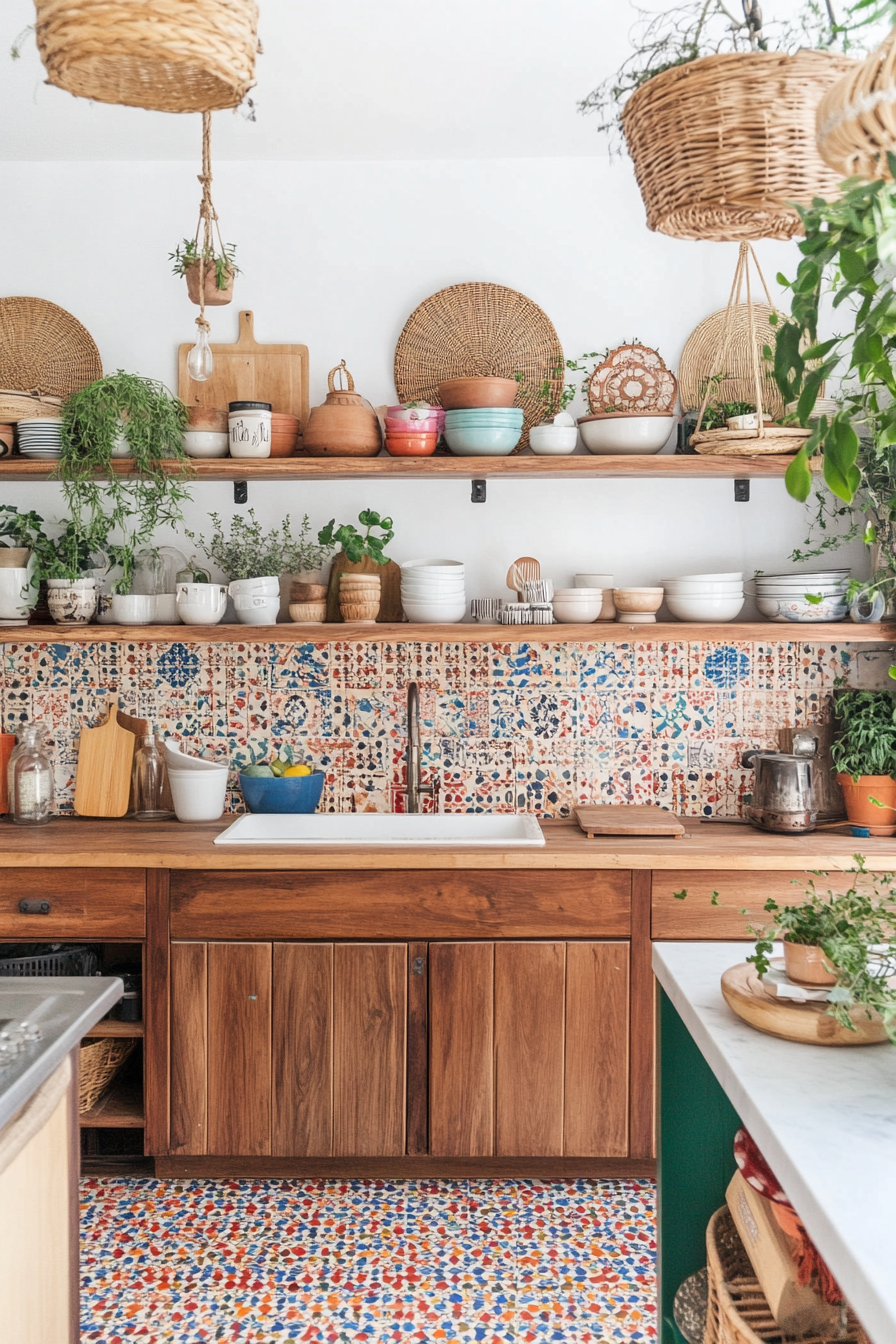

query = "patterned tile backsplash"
[[0, 637, 885, 818]]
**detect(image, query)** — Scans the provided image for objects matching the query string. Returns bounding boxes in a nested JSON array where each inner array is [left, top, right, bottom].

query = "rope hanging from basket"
[[693, 242, 777, 440], [193, 111, 224, 342]]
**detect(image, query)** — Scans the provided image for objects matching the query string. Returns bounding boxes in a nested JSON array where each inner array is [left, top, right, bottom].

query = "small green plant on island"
[[169, 238, 241, 291], [318, 510, 394, 566], [188, 510, 333, 581]]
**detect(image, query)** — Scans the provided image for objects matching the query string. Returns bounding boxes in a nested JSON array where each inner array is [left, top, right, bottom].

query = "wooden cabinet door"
[[272, 943, 333, 1157], [333, 943, 407, 1156], [170, 942, 208, 1156], [564, 941, 630, 1157], [429, 942, 494, 1157], [207, 942, 272, 1156]]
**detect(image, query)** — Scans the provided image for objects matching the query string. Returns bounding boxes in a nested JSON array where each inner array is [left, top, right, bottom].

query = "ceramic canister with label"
[[228, 401, 272, 458]]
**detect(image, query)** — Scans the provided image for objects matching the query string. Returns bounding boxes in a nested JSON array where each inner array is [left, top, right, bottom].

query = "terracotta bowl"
[[437, 377, 519, 410], [385, 432, 437, 457], [187, 407, 228, 433], [270, 431, 300, 458]]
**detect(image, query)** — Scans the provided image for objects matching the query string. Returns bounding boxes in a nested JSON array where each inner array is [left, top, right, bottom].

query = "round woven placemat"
[[691, 426, 811, 456], [394, 282, 562, 452], [679, 303, 784, 419], [0, 296, 102, 399]]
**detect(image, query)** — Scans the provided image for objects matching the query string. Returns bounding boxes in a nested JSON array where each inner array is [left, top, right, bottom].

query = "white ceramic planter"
[[0, 566, 35, 621], [175, 582, 228, 626], [111, 593, 155, 625], [151, 593, 180, 624], [529, 424, 578, 455], [168, 767, 229, 822], [230, 576, 281, 626], [47, 576, 97, 625]]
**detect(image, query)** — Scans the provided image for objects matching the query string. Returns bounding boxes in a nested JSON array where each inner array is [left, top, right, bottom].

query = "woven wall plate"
[[0, 297, 102, 399], [394, 282, 562, 452], [587, 344, 677, 415], [679, 303, 784, 419], [691, 426, 811, 456]]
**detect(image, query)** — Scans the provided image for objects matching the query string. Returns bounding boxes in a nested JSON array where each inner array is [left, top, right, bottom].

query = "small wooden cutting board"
[[177, 309, 310, 427], [74, 699, 136, 818], [575, 805, 687, 839]]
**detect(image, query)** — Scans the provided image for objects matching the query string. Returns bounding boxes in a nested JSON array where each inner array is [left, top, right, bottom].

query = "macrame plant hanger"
[[186, 112, 231, 382]]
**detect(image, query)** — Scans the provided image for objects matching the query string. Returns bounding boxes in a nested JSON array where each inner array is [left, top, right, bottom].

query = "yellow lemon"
[[284, 764, 312, 777]]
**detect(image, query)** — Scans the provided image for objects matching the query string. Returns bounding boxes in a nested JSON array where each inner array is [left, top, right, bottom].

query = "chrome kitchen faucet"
[[405, 682, 441, 814]]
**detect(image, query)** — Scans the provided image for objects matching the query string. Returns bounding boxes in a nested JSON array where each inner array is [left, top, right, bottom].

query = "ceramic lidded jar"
[[229, 401, 272, 459], [303, 362, 382, 458]]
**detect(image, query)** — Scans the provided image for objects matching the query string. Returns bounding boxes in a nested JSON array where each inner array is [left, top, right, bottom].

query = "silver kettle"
[[741, 731, 817, 834]]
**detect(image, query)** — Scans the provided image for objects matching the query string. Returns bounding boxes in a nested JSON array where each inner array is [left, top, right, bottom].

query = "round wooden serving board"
[[721, 962, 889, 1046]]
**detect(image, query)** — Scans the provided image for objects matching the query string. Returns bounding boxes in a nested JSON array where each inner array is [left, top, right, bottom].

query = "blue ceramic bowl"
[[239, 770, 325, 814], [445, 408, 524, 425], [444, 426, 522, 456]]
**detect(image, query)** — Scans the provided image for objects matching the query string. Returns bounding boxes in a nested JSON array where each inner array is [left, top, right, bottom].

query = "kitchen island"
[[653, 942, 896, 1344]]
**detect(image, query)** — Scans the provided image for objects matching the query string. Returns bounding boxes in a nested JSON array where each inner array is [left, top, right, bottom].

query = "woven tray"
[[705, 1206, 863, 1344], [0, 297, 101, 400], [691, 427, 811, 456], [79, 1037, 137, 1113], [393, 282, 562, 452]]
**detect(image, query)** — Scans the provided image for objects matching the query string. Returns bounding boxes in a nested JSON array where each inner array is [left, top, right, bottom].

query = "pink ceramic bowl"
[[386, 416, 440, 435]]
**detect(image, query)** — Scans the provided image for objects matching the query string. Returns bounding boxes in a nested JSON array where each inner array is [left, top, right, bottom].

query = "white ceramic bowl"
[[666, 594, 746, 622], [401, 559, 465, 574], [400, 575, 466, 589], [578, 414, 675, 455], [182, 431, 229, 459], [152, 593, 180, 623], [402, 599, 467, 624], [552, 598, 601, 623], [754, 584, 847, 596], [554, 587, 603, 598], [176, 602, 226, 626], [757, 594, 849, 623], [663, 582, 744, 596], [401, 581, 466, 594], [111, 593, 155, 624], [164, 743, 228, 773], [528, 424, 578, 456], [758, 570, 849, 584], [666, 571, 743, 583]]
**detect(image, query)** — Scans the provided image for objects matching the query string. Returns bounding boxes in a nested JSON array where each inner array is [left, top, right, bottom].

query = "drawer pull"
[[412, 956, 425, 976], [18, 899, 51, 915]]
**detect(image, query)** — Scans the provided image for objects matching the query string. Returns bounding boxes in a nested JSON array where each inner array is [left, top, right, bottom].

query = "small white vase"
[[47, 576, 97, 625], [111, 593, 155, 625]]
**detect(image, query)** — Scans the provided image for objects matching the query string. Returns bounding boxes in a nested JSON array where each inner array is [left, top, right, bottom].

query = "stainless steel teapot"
[[741, 731, 817, 834]]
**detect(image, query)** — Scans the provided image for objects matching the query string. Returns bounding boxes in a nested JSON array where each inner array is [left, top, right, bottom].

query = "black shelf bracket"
[[471, 479, 487, 504], [234, 481, 248, 505], [734, 479, 750, 503]]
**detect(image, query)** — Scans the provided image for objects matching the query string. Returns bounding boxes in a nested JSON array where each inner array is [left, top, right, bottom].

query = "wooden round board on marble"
[[721, 962, 888, 1046]]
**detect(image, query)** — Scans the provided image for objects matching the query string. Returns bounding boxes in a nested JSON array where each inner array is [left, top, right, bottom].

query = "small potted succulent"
[[831, 689, 896, 836], [170, 238, 240, 306], [318, 510, 394, 623]]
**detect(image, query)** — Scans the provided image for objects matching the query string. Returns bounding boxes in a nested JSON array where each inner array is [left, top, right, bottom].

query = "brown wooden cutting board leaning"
[[574, 806, 687, 838], [74, 699, 136, 818], [177, 309, 310, 429]]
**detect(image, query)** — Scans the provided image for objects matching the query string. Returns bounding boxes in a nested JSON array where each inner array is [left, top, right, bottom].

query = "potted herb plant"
[[0, 506, 42, 621], [318, 510, 395, 622], [170, 238, 240, 306], [830, 689, 896, 835], [517, 363, 579, 456], [188, 510, 328, 626]]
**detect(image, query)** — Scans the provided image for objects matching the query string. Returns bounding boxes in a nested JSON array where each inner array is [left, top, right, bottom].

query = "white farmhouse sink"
[[214, 813, 545, 847]]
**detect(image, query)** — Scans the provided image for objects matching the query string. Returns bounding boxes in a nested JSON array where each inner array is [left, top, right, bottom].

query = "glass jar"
[[132, 731, 174, 821], [8, 724, 53, 825]]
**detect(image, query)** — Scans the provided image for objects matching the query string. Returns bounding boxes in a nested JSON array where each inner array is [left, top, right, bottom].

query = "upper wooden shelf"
[[0, 452, 796, 481], [4, 622, 893, 644]]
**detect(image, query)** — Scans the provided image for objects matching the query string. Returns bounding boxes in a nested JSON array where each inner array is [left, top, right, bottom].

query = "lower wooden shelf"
[[83, 1020, 144, 1039], [80, 1078, 145, 1129]]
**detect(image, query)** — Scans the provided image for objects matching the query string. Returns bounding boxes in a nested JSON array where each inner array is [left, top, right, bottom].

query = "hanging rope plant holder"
[[689, 243, 813, 457], [184, 114, 235, 310]]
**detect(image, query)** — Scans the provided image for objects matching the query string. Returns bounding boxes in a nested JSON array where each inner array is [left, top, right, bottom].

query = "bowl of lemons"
[[239, 753, 325, 813]]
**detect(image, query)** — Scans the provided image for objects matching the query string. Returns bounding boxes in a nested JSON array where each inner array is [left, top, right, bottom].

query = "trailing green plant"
[[188, 510, 331, 581], [169, 237, 241, 291], [830, 686, 896, 780], [318, 510, 394, 566]]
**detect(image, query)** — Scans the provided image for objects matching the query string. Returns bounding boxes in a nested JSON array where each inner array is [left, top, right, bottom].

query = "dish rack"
[[0, 944, 99, 977]]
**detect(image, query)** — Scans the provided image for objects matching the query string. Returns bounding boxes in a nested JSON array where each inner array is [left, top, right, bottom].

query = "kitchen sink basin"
[[214, 813, 545, 847]]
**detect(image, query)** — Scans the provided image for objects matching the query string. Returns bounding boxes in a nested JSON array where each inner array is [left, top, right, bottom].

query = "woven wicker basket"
[[679, 305, 785, 420], [817, 29, 896, 179], [705, 1207, 863, 1344], [622, 50, 856, 241], [35, 0, 259, 113], [79, 1037, 137, 1114]]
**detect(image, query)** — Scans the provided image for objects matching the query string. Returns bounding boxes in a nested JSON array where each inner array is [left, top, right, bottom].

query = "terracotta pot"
[[385, 432, 438, 457], [0, 547, 30, 569], [837, 773, 896, 836], [187, 406, 228, 433], [185, 260, 234, 307], [783, 939, 838, 987], [437, 377, 519, 409], [302, 363, 382, 458], [270, 412, 301, 458]]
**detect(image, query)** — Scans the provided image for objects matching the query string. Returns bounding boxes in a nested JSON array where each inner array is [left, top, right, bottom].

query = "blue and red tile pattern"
[[80, 1177, 656, 1342]]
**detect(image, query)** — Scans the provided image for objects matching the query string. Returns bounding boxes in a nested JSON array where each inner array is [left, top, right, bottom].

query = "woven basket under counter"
[[704, 1207, 864, 1344], [79, 1037, 137, 1114]]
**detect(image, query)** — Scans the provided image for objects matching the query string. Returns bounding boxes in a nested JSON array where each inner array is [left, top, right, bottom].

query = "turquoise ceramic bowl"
[[239, 770, 325, 813], [444, 426, 522, 456], [445, 408, 524, 426]]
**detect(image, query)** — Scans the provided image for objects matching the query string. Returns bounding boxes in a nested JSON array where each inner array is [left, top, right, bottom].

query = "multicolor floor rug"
[[80, 1177, 656, 1342]]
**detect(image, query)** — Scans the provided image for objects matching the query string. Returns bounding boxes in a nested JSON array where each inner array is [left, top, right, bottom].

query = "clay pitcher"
[[302, 361, 382, 458]]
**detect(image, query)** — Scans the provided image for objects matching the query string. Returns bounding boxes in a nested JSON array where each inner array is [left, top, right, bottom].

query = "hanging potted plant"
[[579, 1, 870, 240], [830, 689, 896, 835], [170, 237, 240, 306]]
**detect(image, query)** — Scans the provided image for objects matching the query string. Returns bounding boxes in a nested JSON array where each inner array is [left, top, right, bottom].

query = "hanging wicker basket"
[[817, 29, 896, 179], [34, 0, 259, 114], [622, 50, 856, 241]]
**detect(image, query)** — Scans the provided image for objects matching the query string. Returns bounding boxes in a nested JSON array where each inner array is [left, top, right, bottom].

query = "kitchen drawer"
[[170, 870, 631, 941], [652, 871, 811, 939], [0, 869, 146, 940]]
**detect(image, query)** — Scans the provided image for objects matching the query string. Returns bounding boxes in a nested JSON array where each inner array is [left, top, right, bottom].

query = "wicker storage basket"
[[34, 0, 259, 114], [622, 50, 856, 241], [705, 1207, 863, 1344], [79, 1037, 137, 1114], [817, 29, 896, 179]]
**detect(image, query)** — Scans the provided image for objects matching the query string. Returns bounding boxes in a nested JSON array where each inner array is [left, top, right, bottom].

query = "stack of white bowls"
[[164, 742, 229, 822], [753, 569, 850, 623], [552, 587, 603, 623], [400, 559, 466, 623], [662, 572, 745, 622]]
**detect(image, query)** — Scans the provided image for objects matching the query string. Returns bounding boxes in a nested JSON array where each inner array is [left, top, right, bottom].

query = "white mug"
[[176, 581, 228, 626]]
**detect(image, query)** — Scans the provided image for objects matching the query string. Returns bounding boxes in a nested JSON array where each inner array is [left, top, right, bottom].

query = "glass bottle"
[[132, 729, 174, 821], [8, 724, 53, 826]]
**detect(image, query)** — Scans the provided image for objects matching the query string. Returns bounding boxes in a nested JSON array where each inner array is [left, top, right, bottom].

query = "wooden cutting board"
[[325, 554, 403, 624], [575, 805, 687, 838], [177, 310, 310, 429], [74, 699, 136, 818]]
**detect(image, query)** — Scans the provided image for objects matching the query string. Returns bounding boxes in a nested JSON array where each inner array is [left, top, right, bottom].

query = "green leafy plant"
[[830, 687, 896, 780], [169, 237, 241, 290], [514, 362, 577, 421], [317, 510, 394, 566], [0, 506, 112, 597], [188, 510, 331, 581]]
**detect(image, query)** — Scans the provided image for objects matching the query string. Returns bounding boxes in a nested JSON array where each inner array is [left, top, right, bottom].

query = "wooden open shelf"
[[79, 1077, 145, 1129], [83, 1020, 144, 1039], [4, 621, 894, 644], [0, 452, 797, 481]]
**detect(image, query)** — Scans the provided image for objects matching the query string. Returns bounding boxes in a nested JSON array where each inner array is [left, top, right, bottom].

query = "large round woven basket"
[[34, 0, 259, 113], [394, 282, 563, 452], [622, 50, 856, 241], [0, 297, 102, 400], [679, 305, 785, 419], [817, 30, 896, 179]]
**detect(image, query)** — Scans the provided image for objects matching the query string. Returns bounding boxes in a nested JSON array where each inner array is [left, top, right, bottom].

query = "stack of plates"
[[752, 569, 850, 623], [17, 418, 62, 459], [400, 558, 466, 623]]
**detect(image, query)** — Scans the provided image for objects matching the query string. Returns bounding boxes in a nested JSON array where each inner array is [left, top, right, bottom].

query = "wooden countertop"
[[1, 817, 894, 870]]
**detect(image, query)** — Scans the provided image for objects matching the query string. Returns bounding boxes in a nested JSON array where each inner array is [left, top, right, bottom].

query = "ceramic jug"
[[302, 361, 382, 458]]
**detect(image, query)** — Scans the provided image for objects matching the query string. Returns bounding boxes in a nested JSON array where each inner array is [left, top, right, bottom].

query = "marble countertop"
[[652, 942, 896, 1344], [0, 977, 123, 1131]]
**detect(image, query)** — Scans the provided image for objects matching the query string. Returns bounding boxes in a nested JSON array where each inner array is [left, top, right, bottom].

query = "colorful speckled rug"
[[80, 1177, 656, 1342]]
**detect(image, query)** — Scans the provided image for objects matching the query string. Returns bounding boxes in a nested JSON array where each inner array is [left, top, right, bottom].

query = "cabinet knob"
[[18, 899, 51, 915], [412, 957, 425, 976]]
